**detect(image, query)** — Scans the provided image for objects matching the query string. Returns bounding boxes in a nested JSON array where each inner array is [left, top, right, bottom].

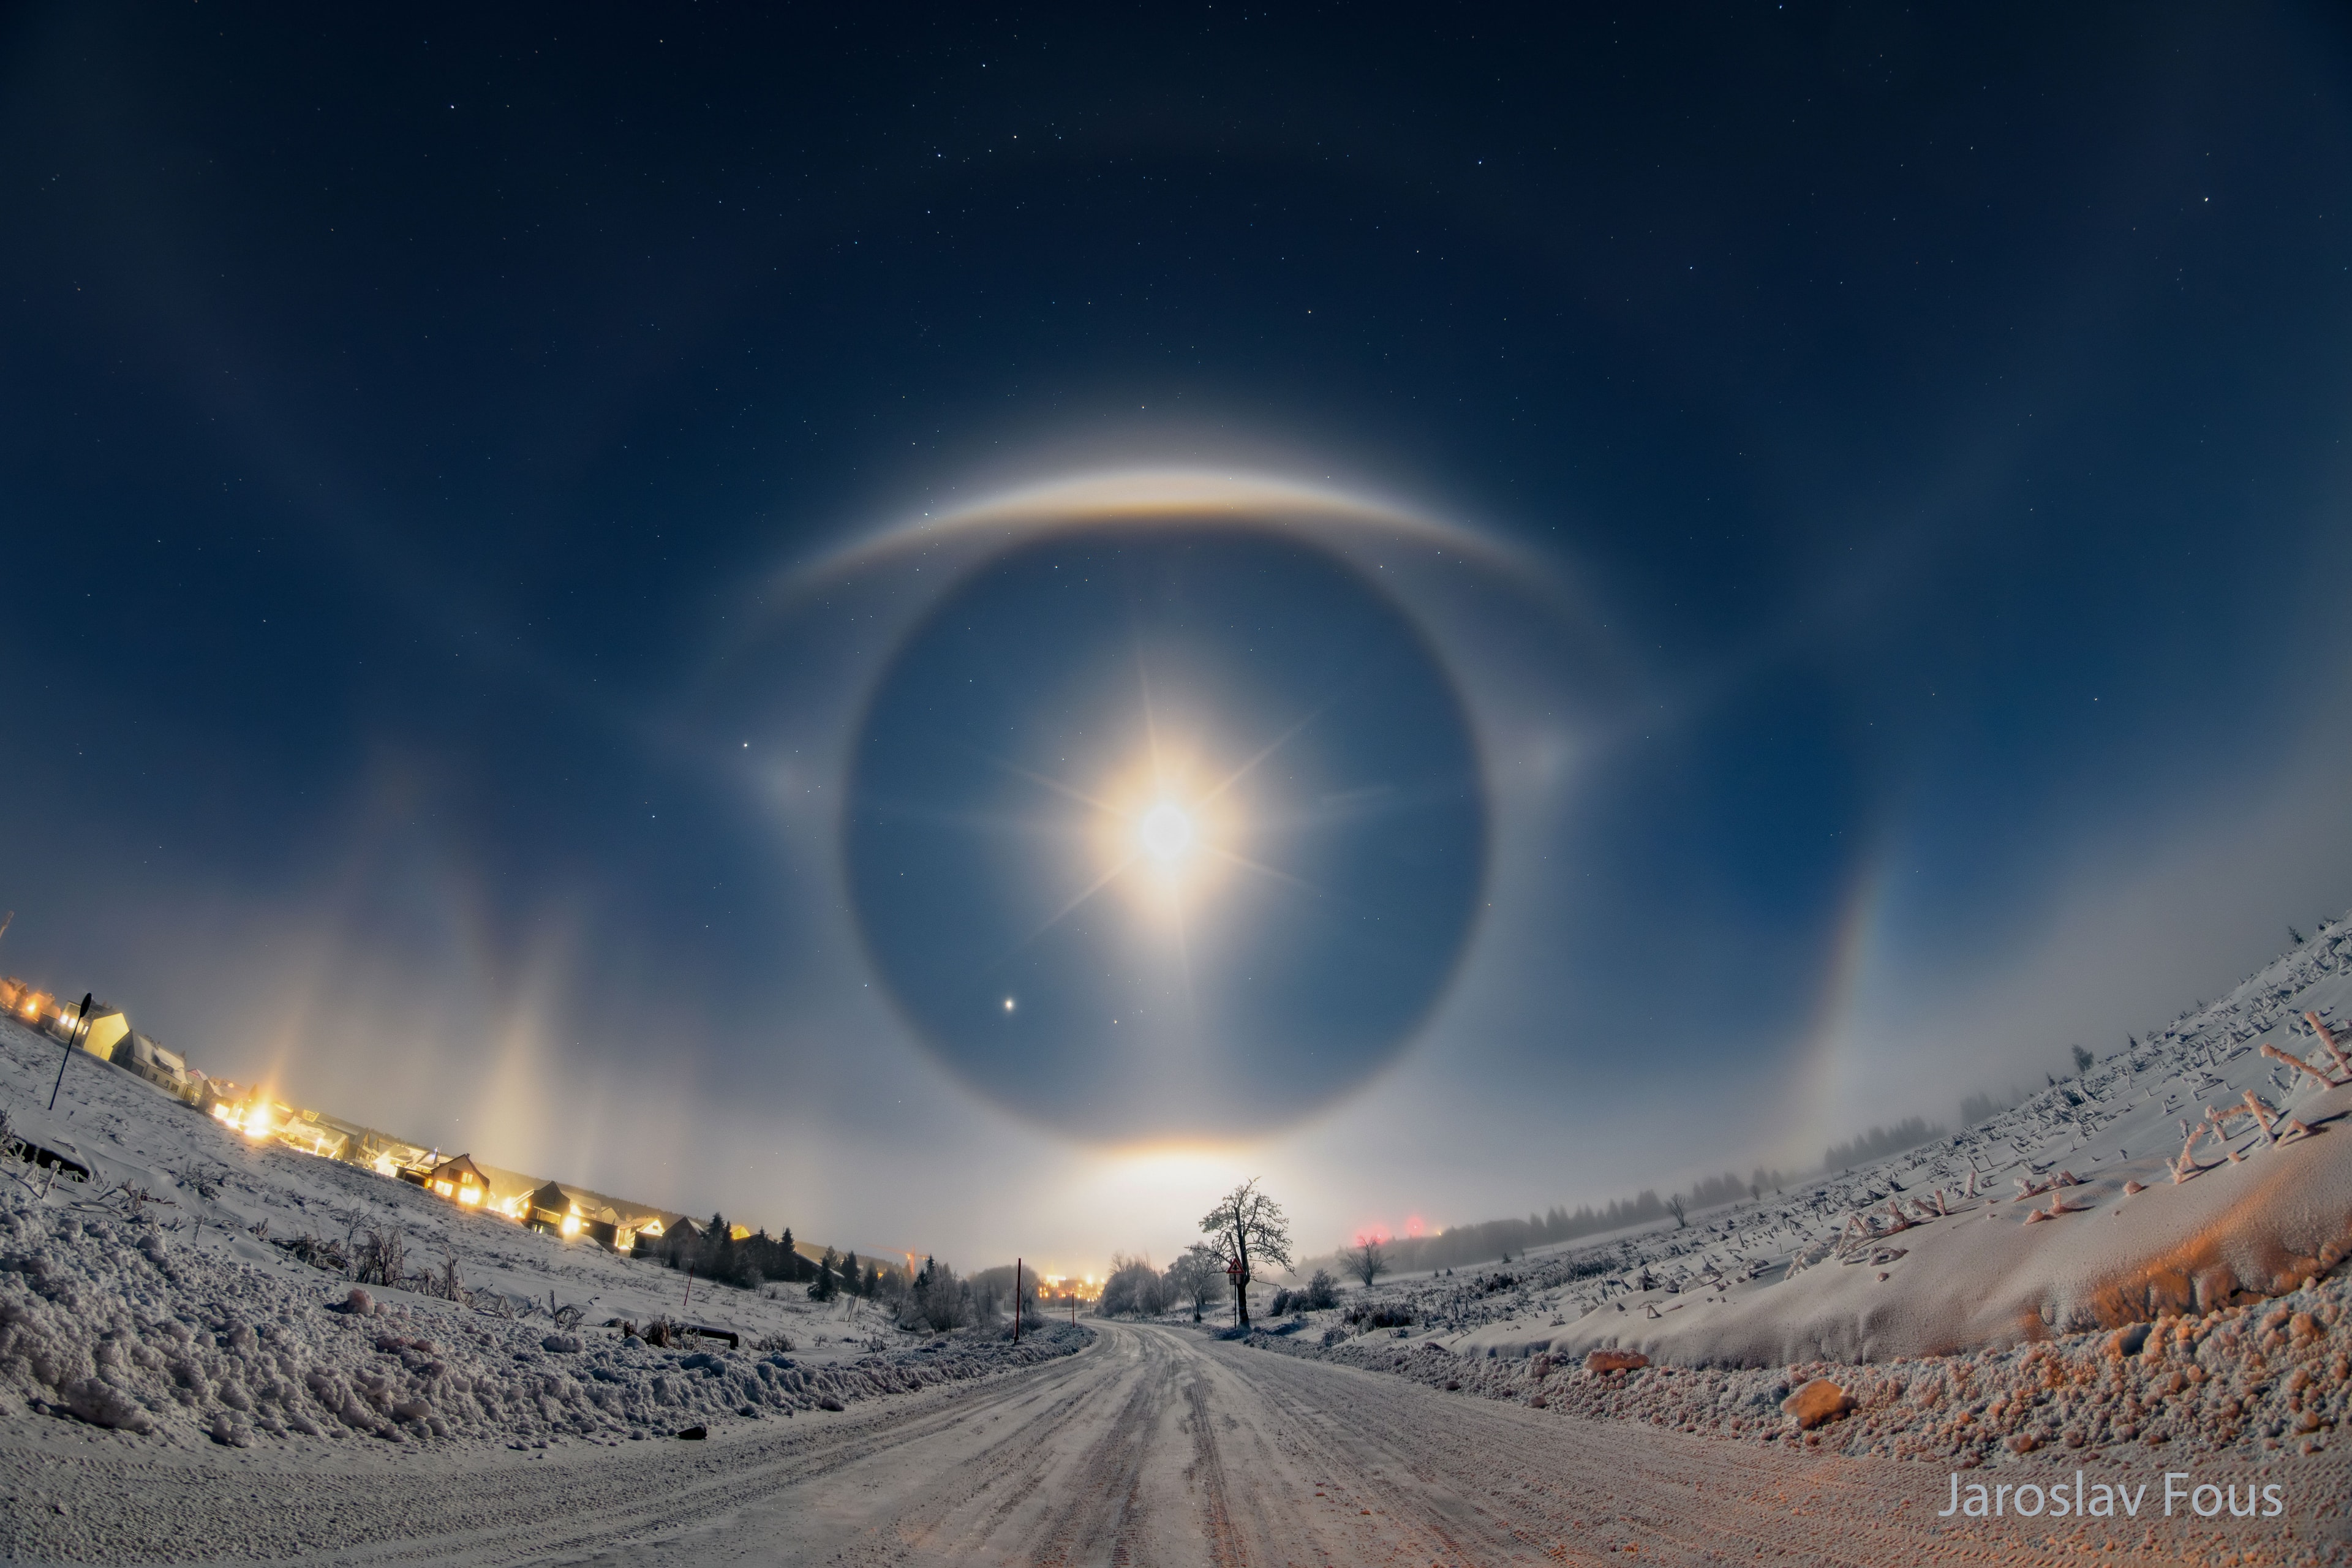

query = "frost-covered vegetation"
[[0, 1016, 1086, 1452], [1219, 911, 2352, 1484], [1274, 916, 2352, 1354], [1243, 1272, 2351, 1469]]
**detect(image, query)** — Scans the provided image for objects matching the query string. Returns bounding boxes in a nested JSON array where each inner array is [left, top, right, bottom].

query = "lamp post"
[[48, 992, 92, 1111]]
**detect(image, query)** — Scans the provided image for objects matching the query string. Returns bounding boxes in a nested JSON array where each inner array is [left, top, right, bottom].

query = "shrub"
[[1303, 1269, 1339, 1311], [1343, 1303, 1414, 1330]]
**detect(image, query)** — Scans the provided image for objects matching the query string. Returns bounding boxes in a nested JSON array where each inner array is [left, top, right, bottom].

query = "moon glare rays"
[[841, 519, 1488, 1139]]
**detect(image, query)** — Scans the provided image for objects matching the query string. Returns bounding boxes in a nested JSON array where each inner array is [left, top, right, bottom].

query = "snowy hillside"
[[1289, 917, 2352, 1368], [0, 1015, 1084, 1453]]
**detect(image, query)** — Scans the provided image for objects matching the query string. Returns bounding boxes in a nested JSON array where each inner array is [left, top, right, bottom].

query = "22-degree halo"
[[842, 517, 1490, 1141]]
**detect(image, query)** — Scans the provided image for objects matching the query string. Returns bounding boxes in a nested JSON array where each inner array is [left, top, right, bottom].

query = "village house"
[[426, 1154, 494, 1209], [66, 1003, 131, 1060], [111, 1030, 193, 1101], [523, 1178, 584, 1237], [1, 978, 59, 1032]]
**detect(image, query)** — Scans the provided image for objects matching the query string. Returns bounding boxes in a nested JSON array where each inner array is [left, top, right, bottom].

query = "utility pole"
[[1012, 1258, 1022, 1343], [49, 992, 92, 1111]]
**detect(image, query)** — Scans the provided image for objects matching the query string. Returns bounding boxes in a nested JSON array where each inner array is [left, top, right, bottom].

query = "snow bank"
[[1238, 1272, 2351, 1470], [1305, 919, 2352, 1371], [1495, 1082, 2352, 1366], [0, 1185, 1079, 1448], [0, 1017, 1087, 1452], [0, 1182, 1087, 1450]]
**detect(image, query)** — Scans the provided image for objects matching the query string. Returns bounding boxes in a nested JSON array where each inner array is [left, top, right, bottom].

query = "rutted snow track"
[[7, 1322, 2345, 1566]]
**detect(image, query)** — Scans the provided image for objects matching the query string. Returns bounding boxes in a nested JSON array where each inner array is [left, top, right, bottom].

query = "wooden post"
[[1013, 1257, 1022, 1343]]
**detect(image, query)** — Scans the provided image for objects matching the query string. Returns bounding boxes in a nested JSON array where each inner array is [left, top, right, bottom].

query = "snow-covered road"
[[10, 1321, 2342, 1566]]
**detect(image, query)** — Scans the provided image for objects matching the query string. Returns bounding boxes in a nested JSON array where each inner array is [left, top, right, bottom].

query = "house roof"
[[428, 1154, 489, 1186], [526, 1179, 576, 1213]]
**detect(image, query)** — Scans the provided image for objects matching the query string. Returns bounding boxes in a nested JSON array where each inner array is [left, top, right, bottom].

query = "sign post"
[[1226, 1255, 1245, 1327], [48, 992, 92, 1111]]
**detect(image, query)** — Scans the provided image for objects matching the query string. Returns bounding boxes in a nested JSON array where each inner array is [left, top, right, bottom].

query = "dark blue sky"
[[5, 4, 2351, 1264]]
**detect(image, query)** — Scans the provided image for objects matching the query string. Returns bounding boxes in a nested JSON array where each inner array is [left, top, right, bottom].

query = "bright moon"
[[1137, 800, 1196, 865]]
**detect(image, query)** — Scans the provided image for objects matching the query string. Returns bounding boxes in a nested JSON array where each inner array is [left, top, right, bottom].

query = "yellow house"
[[72, 1005, 130, 1061]]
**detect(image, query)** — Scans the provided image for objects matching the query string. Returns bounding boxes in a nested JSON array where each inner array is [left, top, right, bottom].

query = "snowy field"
[[0, 1013, 1082, 1466], [1264, 919, 2352, 1374]]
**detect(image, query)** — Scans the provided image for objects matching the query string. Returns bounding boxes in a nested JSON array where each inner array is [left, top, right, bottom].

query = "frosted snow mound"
[[0, 1016, 1087, 1450], [1496, 1084, 2352, 1366], [1243, 1273, 2352, 1469], [1306, 917, 2352, 1367], [0, 1193, 1087, 1449]]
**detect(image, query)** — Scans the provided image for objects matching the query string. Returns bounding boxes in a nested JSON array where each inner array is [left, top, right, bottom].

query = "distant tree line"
[[1095, 1243, 1231, 1321], [1299, 1166, 1799, 1281], [894, 1257, 1042, 1332], [1822, 1116, 1946, 1170], [636, 1214, 902, 1301], [628, 1216, 1059, 1338], [1959, 1087, 2026, 1126]]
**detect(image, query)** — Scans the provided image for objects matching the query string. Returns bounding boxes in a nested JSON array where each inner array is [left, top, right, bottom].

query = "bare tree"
[[1344, 1238, 1387, 1288], [1098, 1254, 1169, 1318], [1166, 1242, 1227, 1321], [1666, 1194, 1687, 1229], [1199, 1178, 1292, 1328]]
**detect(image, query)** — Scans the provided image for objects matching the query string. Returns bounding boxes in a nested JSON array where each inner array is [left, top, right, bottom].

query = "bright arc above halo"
[[782, 466, 1551, 590]]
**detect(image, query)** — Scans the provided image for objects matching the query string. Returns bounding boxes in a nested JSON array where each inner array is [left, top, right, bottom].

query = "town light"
[[560, 1212, 582, 1238]]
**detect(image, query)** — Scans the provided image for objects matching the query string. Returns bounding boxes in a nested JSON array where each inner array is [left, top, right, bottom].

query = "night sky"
[[7, 5, 2352, 1271]]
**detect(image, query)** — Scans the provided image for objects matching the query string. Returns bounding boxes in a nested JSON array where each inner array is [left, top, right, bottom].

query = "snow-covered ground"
[[0, 1014, 1083, 1456], [1270, 919, 2352, 1376], [1242, 1271, 2348, 1472]]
